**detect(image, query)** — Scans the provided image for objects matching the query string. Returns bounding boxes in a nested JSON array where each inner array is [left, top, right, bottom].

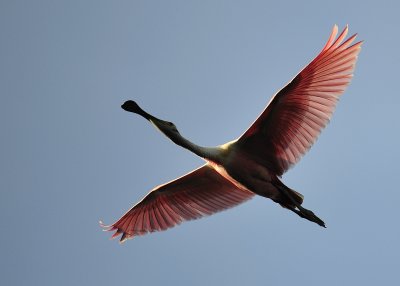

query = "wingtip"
[[322, 24, 358, 53], [344, 24, 349, 35], [99, 220, 115, 232], [99, 220, 106, 228], [322, 24, 339, 52], [333, 24, 339, 35]]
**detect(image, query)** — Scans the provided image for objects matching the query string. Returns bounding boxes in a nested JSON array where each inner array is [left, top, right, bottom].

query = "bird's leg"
[[279, 187, 326, 228]]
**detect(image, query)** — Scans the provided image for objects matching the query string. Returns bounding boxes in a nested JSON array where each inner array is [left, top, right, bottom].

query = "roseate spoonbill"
[[101, 25, 362, 243]]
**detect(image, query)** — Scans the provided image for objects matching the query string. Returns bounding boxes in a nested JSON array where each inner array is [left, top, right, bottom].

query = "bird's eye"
[[167, 122, 174, 126]]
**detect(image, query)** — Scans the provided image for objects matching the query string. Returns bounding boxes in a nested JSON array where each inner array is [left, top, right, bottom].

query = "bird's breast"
[[207, 149, 273, 193], [207, 161, 249, 192]]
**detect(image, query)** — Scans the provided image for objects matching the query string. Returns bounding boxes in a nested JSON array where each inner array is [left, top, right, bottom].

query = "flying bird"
[[101, 25, 362, 243]]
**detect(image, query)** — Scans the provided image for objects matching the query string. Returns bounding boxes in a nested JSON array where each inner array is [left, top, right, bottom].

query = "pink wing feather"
[[101, 164, 254, 243], [238, 25, 362, 175]]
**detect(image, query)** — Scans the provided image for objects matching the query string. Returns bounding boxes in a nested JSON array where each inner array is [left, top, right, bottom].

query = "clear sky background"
[[1, 1, 399, 285]]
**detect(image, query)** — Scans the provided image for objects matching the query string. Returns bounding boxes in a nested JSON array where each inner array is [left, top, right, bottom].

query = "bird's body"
[[209, 143, 279, 201], [101, 25, 362, 243]]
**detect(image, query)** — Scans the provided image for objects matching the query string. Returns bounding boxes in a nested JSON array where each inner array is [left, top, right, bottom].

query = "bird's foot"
[[294, 206, 326, 228]]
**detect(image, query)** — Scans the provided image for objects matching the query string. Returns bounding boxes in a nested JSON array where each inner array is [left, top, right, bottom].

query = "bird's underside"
[[101, 25, 362, 243]]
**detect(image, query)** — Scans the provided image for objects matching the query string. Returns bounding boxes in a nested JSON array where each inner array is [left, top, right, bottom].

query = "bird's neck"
[[170, 133, 221, 163]]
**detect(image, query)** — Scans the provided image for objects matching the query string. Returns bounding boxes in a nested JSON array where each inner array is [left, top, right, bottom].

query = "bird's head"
[[121, 100, 181, 140]]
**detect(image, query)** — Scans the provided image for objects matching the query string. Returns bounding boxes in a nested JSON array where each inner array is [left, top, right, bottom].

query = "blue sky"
[[1, 1, 399, 285]]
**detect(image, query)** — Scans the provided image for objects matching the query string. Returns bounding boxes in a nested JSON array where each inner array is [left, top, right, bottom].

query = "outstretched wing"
[[101, 164, 254, 243], [238, 25, 362, 175]]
